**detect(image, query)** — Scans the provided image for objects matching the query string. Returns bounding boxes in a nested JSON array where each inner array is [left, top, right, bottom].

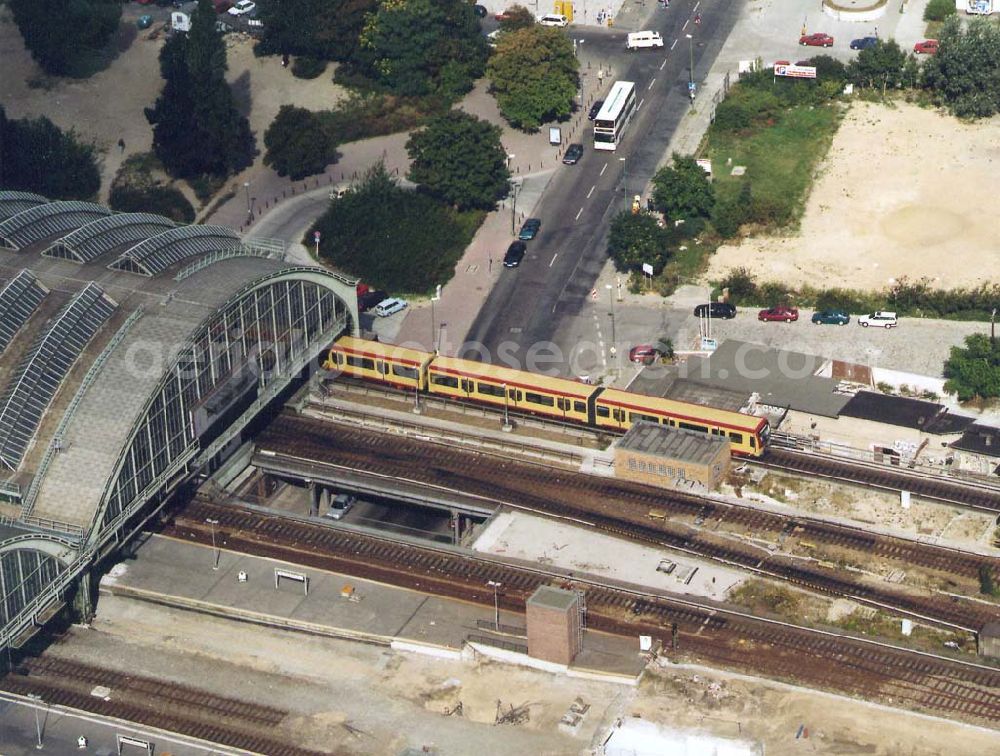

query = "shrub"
[[979, 565, 998, 596], [109, 184, 195, 223], [291, 56, 327, 79], [264, 105, 339, 179], [718, 267, 758, 302], [924, 0, 955, 21]]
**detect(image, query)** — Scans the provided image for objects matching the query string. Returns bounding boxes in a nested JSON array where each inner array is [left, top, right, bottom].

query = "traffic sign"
[[314, 231, 321, 242], [688, 81, 696, 91]]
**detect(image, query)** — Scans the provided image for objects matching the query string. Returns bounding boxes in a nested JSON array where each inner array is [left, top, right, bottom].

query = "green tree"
[[9, 0, 121, 77], [264, 106, 339, 179], [0, 106, 100, 199], [923, 0, 955, 21], [108, 154, 195, 223], [651, 154, 715, 221], [848, 40, 909, 91], [145, 0, 255, 178], [406, 110, 510, 210], [943, 333, 1000, 401], [921, 18, 1000, 119], [499, 4, 535, 30], [257, 0, 376, 61], [607, 211, 671, 272], [486, 26, 578, 131], [356, 0, 487, 98]]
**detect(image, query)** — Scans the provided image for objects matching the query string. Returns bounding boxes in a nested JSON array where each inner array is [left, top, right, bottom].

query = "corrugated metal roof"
[[616, 421, 727, 465]]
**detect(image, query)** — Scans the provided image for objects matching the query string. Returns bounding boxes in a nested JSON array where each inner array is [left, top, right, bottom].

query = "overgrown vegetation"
[[728, 579, 801, 616], [923, 0, 956, 22], [310, 163, 484, 293], [291, 56, 327, 80], [921, 18, 1000, 119], [108, 153, 195, 223], [0, 106, 100, 200], [945, 335, 1000, 401]]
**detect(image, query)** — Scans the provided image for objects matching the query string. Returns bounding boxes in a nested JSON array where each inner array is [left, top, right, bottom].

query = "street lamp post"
[[686, 33, 695, 102], [430, 284, 442, 353], [27, 693, 43, 749], [206, 518, 220, 570], [606, 284, 617, 358], [487, 580, 502, 630], [510, 179, 521, 236], [243, 181, 252, 221], [501, 382, 513, 432]]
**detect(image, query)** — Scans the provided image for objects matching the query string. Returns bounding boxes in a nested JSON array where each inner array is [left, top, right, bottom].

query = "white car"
[[324, 493, 355, 520], [858, 311, 898, 328], [538, 13, 568, 27], [228, 1, 256, 16], [374, 297, 409, 317]]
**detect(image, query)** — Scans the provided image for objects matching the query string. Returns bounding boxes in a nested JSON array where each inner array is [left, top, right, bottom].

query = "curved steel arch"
[[0, 534, 77, 563], [44, 212, 177, 264]]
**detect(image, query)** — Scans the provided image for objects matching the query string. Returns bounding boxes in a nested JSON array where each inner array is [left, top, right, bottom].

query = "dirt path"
[[707, 100, 1000, 290]]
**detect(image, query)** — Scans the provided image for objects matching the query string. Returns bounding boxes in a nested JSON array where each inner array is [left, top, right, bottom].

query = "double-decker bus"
[[593, 81, 637, 151]]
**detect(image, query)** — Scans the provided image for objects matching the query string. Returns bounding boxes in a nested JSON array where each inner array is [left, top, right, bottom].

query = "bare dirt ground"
[[0, 13, 345, 203], [55, 595, 1000, 755], [707, 100, 1000, 290]]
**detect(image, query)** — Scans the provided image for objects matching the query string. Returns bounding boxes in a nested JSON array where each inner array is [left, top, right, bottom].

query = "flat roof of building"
[[616, 421, 727, 465], [840, 391, 973, 434], [683, 340, 851, 418], [528, 585, 578, 612], [626, 368, 750, 413]]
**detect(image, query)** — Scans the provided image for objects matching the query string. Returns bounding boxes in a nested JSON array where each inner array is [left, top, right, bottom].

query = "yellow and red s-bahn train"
[[324, 336, 770, 457]]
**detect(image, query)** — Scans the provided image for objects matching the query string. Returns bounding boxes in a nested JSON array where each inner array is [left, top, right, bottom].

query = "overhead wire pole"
[[686, 33, 695, 103]]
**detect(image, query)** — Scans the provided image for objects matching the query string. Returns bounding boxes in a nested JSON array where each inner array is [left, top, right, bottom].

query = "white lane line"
[[550, 253, 559, 267], [575, 207, 584, 220], [660, 58, 667, 70], [587, 185, 596, 198], [693, 1, 700, 11], [670, 38, 678, 50], [638, 97, 645, 109], [647, 79, 656, 90], [600, 163, 608, 176], [682, 19, 689, 30]]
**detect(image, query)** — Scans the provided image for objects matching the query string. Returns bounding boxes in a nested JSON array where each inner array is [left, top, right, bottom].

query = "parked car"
[[538, 13, 568, 26], [494, 9, 513, 20], [858, 311, 898, 328], [473, 4, 488, 17], [228, 0, 255, 14], [358, 289, 388, 312], [518, 218, 541, 240], [563, 143, 584, 165], [137, 14, 154, 28], [588, 100, 604, 120], [503, 241, 527, 268], [629, 345, 664, 365], [374, 297, 408, 317], [799, 33, 834, 48], [811, 309, 850, 325], [325, 493, 356, 520], [693, 302, 737, 319], [757, 305, 799, 322], [914, 39, 939, 55], [850, 36, 878, 50]]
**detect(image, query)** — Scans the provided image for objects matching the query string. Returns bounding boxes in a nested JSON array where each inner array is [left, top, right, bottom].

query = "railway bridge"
[[0, 191, 358, 655]]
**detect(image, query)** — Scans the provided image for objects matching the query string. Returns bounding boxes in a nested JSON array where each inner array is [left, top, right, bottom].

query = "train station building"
[[0, 191, 358, 652]]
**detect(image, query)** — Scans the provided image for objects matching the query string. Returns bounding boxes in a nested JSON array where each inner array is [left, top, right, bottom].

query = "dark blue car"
[[850, 36, 878, 50]]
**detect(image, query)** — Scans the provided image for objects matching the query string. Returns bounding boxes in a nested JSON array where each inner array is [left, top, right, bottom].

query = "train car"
[[427, 356, 596, 424], [323, 336, 435, 391], [593, 388, 769, 457]]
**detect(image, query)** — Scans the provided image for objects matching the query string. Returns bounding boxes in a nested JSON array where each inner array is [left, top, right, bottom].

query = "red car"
[[914, 39, 939, 55], [495, 10, 513, 20], [629, 345, 664, 364], [799, 33, 834, 48], [758, 306, 799, 322]]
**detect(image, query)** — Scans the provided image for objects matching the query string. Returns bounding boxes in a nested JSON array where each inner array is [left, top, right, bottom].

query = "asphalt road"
[[462, 0, 742, 367]]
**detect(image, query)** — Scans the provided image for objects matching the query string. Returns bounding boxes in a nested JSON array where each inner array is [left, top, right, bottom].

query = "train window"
[[430, 374, 459, 388], [461, 379, 473, 393], [330, 352, 343, 366], [477, 382, 505, 397], [346, 356, 375, 370], [613, 409, 625, 422], [728, 432, 743, 444], [678, 421, 707, 434], [557, 398, 570, 411], [391, 365, 418, 380], [597, 406, 610, 418], [668, 419, 676, 427], [377, 361, 388, 375], [525, 391, 555, 407], [711, 428, 723, 436], [630, 412, 660, 424], [574, 401, 586, 414]]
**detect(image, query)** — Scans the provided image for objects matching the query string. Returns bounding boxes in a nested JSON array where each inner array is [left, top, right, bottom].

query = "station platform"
[[101, 535, 646, 685]]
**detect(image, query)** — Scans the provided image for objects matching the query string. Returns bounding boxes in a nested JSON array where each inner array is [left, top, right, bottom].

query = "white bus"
[[593, 81, 637, 151]]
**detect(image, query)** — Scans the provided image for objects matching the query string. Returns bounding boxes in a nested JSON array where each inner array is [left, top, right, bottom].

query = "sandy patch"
[[707, 100, 1000, 290]]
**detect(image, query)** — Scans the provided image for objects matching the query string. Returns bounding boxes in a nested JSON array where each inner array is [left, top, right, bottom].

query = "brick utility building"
[[980, 622, 1000, 659], [614, 422, 730, 490], [526, 586, 582, 665]]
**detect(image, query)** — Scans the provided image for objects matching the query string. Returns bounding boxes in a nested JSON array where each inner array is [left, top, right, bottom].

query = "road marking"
[[647, 79, 656, 90], [600, 163, 608, 176], [670, 38, 678, 51], [693, 1, 700, 11], [682, 20, 689, 30], [660, 58, 667, 70], [550, 253, 559, 266], [587, 185, 596, 198], [575, 207, 584, 220], [638, 97, 645, 109]]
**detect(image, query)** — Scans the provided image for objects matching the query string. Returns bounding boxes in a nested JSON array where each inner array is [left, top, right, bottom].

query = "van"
[[374, 297, 408, 317], [538, 13, 568, 26], [627, 31, 664, 50]]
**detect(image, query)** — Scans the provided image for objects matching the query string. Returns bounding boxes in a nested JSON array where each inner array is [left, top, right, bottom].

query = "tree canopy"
[[264, 106, 340, 179], [354, 0, 487, 99], [651, 154, 715, 221], [145, 0, 255, 178], [9, 0, 121, 77], [0, 106, 100, 199], [848, 39, 912, 91], [921, 18, 1000, 119], [257, 0, 375, 61], [406, 110, 510, 210], [498, 5, 535, 30], [486, 26, 578, 131], [943, 333, 1000, 401], [311, 163, 481, 292], [606, 211, 673, 273]]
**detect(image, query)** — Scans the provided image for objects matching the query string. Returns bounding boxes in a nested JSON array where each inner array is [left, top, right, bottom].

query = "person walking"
[[117, 138, 125, 153]]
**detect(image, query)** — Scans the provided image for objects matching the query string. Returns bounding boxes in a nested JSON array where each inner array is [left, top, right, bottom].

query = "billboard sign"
[[774, 64, 817, 79]]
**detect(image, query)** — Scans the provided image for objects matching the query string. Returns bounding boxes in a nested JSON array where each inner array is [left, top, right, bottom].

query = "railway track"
[[168, 499, 1000, 726], [258, 413, 1000, 632], [0, 656, 323, 756]]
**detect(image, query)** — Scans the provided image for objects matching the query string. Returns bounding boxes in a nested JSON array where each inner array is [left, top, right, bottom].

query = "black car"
[[693, 302, 737, 319], [850, 36, 878, 50], [563, 143, 584, 165], [503, 241, 527, 268], [518, 218, 541, 241], [588, 100, 604, 120], [473, 4, 487, 17], [358, 289, 388, 312]]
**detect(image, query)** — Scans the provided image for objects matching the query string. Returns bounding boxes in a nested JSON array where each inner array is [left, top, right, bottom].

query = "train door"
[[587, 387, 606, 426]]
